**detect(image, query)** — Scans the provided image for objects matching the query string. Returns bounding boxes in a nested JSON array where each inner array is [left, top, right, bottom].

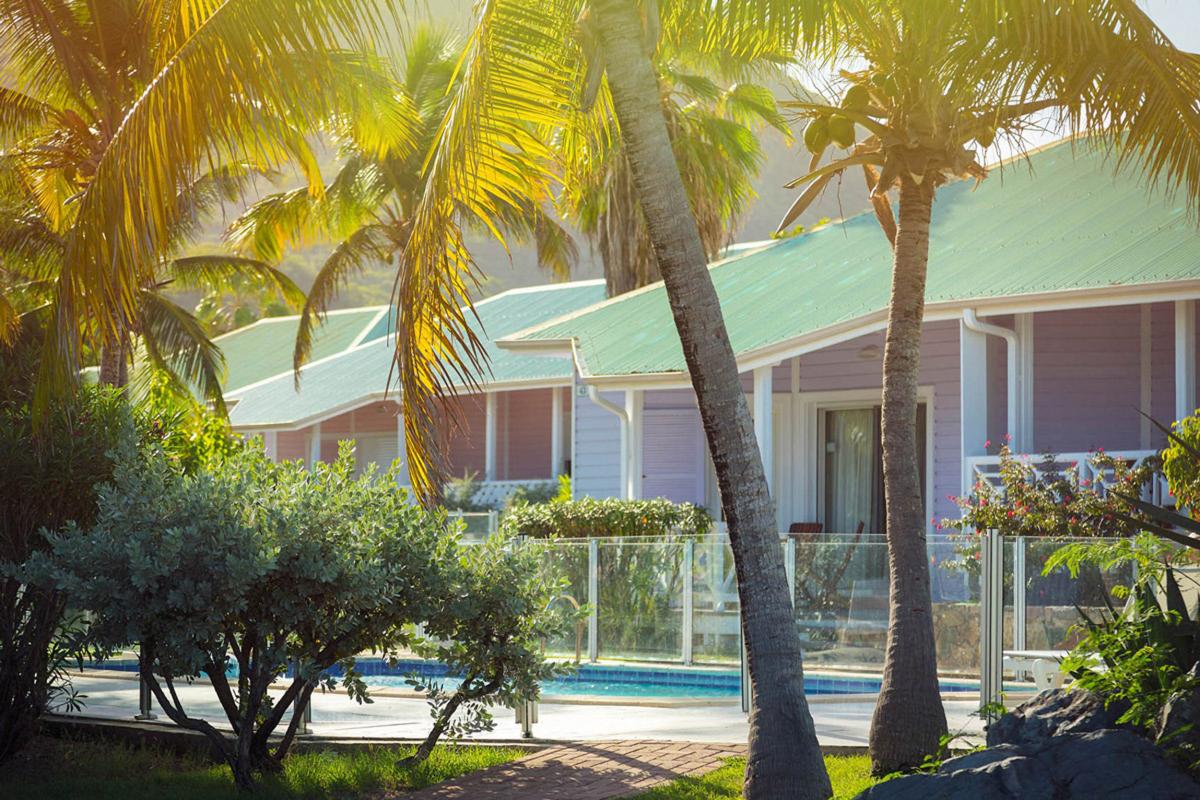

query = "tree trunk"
[[868, 176, 948, 774], [97, 325, 129, 387], [591, 2, 831, 797]]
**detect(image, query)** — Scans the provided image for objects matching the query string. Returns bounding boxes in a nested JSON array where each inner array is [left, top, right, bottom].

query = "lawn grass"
[[630, 755, 878, 799], [0, 736, 525, 800]]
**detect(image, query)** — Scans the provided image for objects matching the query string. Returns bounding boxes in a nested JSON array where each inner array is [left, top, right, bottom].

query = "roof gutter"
[[962, 308, 1017, 443], [586, 384, 633, 500]]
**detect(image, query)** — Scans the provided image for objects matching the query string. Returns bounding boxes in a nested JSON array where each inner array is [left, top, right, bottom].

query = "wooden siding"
[[573, 389, 623, 499]]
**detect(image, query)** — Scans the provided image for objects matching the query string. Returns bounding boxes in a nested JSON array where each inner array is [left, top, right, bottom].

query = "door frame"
[[788, 387, 935, 533]]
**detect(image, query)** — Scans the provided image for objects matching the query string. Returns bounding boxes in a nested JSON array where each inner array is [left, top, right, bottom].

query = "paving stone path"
[[404, 740, 746, 799]]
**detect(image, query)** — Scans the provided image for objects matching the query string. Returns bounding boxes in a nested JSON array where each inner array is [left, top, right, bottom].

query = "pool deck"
[[61, 671, 985, 747]]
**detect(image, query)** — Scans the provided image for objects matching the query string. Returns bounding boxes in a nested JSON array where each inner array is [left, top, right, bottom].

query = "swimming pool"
[[87, 657, 982, 700]]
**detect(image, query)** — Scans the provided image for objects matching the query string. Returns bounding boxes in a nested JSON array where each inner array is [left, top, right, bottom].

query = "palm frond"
[[397, 0, 583, 500], [136, 289, 228, 415], [169, 255, 306, 311], [293, 222, 393, 375], [49, 0, 405, 394]]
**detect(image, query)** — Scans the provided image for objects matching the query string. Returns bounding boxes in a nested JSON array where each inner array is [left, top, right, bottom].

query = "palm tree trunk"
[[97, 340, 127, 387], [591, 2, 831, 797], [868, 176, 948, 774]]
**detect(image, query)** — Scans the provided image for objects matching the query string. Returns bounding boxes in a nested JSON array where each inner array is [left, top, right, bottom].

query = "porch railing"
[[964, 449, 1166, 505]]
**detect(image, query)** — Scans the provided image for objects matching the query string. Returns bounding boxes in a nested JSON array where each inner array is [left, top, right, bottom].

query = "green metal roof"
[[227, 281, 607, 428], [217, 307, 387, 394], [508, 141, 1200, 377]]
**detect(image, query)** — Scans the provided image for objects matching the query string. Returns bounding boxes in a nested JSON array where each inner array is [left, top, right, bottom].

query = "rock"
[[1155, 662, 1200, 758], [986, 687, 1126, 748], [854, 729, 1200, 800]]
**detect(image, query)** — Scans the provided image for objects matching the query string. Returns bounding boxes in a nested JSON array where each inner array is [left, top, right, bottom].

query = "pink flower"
[[985, 439, 992, 448], [1004, 433, 1012, 442]]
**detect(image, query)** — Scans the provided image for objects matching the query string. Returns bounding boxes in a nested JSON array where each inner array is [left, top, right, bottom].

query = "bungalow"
[[224, 280, 607, 505], [498, 140, 1200, 533]]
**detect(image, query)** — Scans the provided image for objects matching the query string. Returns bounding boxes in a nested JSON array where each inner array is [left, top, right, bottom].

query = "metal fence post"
[[783, 536, 796, 608], [682, 540, 694, 665], [135, 644, 156, 721], [979, 530, 1005, 716], [587, 538, 599, 662], [1013, 536, 1027, 653]]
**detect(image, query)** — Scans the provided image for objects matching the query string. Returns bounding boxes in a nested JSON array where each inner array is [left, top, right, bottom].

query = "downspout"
[[962, 308, 1018, 445], [587, 385, 632, 499]]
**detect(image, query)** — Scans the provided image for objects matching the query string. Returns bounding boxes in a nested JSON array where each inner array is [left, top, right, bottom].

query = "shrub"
[[28, 438, 565, 790], [500, 497, 713, 539], [0, 322, 133, 762]]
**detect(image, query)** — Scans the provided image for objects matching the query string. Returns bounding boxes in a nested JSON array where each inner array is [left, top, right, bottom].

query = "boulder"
[[1156, 662, 1200, 758], [854, 729, 1200, 800], [986, 687, 1126, 748]]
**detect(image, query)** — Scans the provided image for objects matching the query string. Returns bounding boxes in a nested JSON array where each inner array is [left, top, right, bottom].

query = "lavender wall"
[[573, 389, 623, 499]]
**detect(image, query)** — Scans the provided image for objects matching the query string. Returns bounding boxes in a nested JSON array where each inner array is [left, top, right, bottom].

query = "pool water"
[[87, 657, 982, 700]]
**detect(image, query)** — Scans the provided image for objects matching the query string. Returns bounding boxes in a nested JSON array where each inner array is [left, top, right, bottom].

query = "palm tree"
[[0, 161, 304, 410], [770, 0, 1200, 774], [395, 1, 830, 796], [0, 0, 409, 408], [561, 32, 791, 295], [229, 24, 576, 373]]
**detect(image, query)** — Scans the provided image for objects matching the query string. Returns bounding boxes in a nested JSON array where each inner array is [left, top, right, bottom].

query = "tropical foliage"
[[0, 0, 408, 408], [229, 24, 575, 374], [561, 25, 790, 295], [0, 321, 131, 762], [761, 0, 1200, 772], [27, 438, 568, 789], [0, 158, 303, 408]]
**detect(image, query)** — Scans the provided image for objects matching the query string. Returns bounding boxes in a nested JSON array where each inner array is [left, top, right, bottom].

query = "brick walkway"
[[404, 740, 746, 799]]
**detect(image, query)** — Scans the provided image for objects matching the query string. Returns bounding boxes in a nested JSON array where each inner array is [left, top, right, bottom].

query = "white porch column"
[[484, 392, 498, 481], [308, 422, 321, 467], [625, 389, 643, 499], [960, 321, 989, 494], [1015, 313, 1035, 453], [262, 430, 278, 462], [752, 367, 774, 493], [1176, 300, 1196, 421], [395, 413, 409, 486], [550, 387, 564, 476]]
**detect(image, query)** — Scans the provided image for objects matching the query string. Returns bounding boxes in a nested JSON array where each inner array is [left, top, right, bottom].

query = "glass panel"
[[930, 532, 981, 676], [597, 540, 684, 661], [540, 541, 590, 660], [792, 534, 890, 673], [692, 537, 740, 663]]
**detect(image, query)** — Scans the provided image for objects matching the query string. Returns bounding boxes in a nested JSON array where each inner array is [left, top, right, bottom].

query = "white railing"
[[965, 449, 1166, 506]]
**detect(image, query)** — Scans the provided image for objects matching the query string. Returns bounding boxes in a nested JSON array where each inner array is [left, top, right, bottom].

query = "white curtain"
[[825, 409, 877, 534]]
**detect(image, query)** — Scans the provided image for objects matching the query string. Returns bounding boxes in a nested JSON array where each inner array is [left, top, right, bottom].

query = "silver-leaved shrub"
[[28, 433, 571, 790]]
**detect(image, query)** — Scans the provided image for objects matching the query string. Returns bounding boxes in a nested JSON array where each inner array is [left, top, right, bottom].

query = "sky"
[[1142, 1, 1200, 50]]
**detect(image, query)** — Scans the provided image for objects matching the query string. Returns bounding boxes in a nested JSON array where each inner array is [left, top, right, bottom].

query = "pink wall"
[[277, 430, 308, 461], [496, 388, 560, 480]]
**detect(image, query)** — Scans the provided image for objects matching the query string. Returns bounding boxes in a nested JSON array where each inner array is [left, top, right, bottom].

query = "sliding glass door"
[[821, 404, 926, 534]]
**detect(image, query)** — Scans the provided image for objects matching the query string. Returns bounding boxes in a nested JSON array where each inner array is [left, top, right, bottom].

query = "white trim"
[[1014, 314, 1034, 452], [959, 319, 990, 498], [550, 386, 564, 476], [349, 307, 391, 347], [626, 390, 644, 500], [752, 367, 775, 494], [796, 387, 936, 534], [308, 421, 322, 467], [484, 392, 497, 481], [1140, 306, 1153, 449], [1176, 300, 1196, 421], [263, 430, 278, 461], [395, 413, 409, 486]]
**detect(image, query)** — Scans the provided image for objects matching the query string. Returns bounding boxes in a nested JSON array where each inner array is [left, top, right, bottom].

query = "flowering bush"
[[500, 497, 712, 539]]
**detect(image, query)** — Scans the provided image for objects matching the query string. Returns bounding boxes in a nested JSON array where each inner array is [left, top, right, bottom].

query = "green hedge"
[[500, 497, 712, 538]]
